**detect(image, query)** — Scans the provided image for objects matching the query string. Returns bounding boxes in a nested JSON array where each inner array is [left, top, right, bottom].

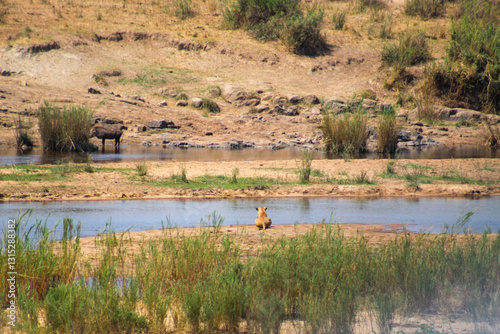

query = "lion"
[[255, 207, 272, 230]]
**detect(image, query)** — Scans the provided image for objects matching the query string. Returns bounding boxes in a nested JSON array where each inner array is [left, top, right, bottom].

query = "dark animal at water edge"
[[90, 125, 123, 146]]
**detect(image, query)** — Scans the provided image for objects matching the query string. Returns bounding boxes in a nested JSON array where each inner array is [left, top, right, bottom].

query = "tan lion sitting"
[[255, 207, 272, 230]]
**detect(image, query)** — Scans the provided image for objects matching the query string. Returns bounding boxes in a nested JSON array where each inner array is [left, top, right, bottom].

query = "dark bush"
[[223, 0, 327, 55], [280, 11, 327, 56]]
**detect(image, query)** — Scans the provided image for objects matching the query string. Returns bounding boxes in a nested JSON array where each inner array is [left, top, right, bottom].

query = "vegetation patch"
[[322, 112, 369, 154], [38, 102, 96, 152], [223, 0, 327, 56], [381, 30, 431, 68], [4, 215, 499, 333], [425, 0, 500, 114], [153, 175, 284, 189]]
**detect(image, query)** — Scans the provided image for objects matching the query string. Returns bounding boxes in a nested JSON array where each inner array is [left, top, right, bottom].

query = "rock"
[[107, 32, 123, 42], [273, 96, 288, 106], [205, 132, 213, 136], [284, 106, 299, 116], [88, 87, 101, 94], [137, 126, 147, 132], [221, 84, 250, 103], [102, 118, 123, 125], [147, 120, 179, 129], [176, 100, 188, 107], [288, 95, 303, 104], [142, 141, 152, 146], [261, 94, 273, 101], [439, 107, 483, 121], [362, 99, 377, 107], [236, 98, 260, 107], [191, 98, 203, 108], [323, 100, 348, 113], [208, 88, 221, 98], [399, 130, 413, 142], [253, 105, 270, 113], [159, 88, 179, 98], [303, 94, 320, 104], [159, 100, 168, 107]]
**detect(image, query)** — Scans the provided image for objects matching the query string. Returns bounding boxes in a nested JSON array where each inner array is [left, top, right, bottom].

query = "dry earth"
[[1, 1, 499, 332]]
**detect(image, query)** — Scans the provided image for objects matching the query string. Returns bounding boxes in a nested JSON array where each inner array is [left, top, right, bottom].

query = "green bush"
[[224, 0, 300, 28], [332, 11, 346, 30], [426, 0, 499, 113], [322, 112, 369, 153], [405, 0, 444, 19], [223, 0, 327, 55], [281, 11, 327, 55], [201, 98, 221, 113], [38, 101, 96, 152], [377, 108, 401, 154], [14, 116, 34, 149], [381, 30, 431, 67]]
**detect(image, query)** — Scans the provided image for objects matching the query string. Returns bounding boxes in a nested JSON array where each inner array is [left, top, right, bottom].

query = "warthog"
[[90, 125, 123, 146]]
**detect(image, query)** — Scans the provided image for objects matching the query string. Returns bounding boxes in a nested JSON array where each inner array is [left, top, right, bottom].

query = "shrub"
[[425, 0, 499, 113], [231, 167, 239, 184], [14, 116, 34, 149], [377, 108, 401, 154], [136, 162, 148, 177], [201, 98, 221, 113], [381, 30, 431, 67], [332, 12, 346, 30], [405, 0, 444, 19], [223, 0, 326, 55], [322, 112, 369, 153], [38, 101, 96, 152], [224, 0, 300, 28], [280, 11, 327, 56], [298, 150, 313, 183], [173, 0, 195, 20]]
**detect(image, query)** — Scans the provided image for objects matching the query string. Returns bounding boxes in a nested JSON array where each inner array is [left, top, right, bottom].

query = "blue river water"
[[1, 197, 499, 238]]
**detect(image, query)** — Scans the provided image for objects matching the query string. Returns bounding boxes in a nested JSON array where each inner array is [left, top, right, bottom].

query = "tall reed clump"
[[14, 115, 34, 149], [425, 0, 500, 114], [223, 0, 327, 56], [38, 101, 96, 152], [322, 111, 369, 154], [377, 107, 401, 154], [298, 150, 313, 183]]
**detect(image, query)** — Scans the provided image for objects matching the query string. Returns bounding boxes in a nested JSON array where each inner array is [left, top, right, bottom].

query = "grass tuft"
[[321, 111, 369, 154], [381, 30, 431, 68], [38, 101, 96, 152]]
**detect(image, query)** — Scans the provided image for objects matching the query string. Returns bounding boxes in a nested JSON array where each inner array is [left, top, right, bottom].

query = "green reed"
[[1, 212, 499, 333]]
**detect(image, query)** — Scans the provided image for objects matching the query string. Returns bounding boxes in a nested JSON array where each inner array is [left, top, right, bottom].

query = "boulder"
[[102, 117, 123, 125], [303, 94, 320, 104], [288, 95, 303, 104], [221, 84, 250, 104], [88, 87, 101, 94], [147, 120, 179, 129], [208, 88, 221, 98], [159, 88, 179, 98], [273, 96, 288, 106], [159, 100, 168, 107], [176, 100, 188, 107], [137, 126, 147, 132], [191, 98, 203, 108]]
